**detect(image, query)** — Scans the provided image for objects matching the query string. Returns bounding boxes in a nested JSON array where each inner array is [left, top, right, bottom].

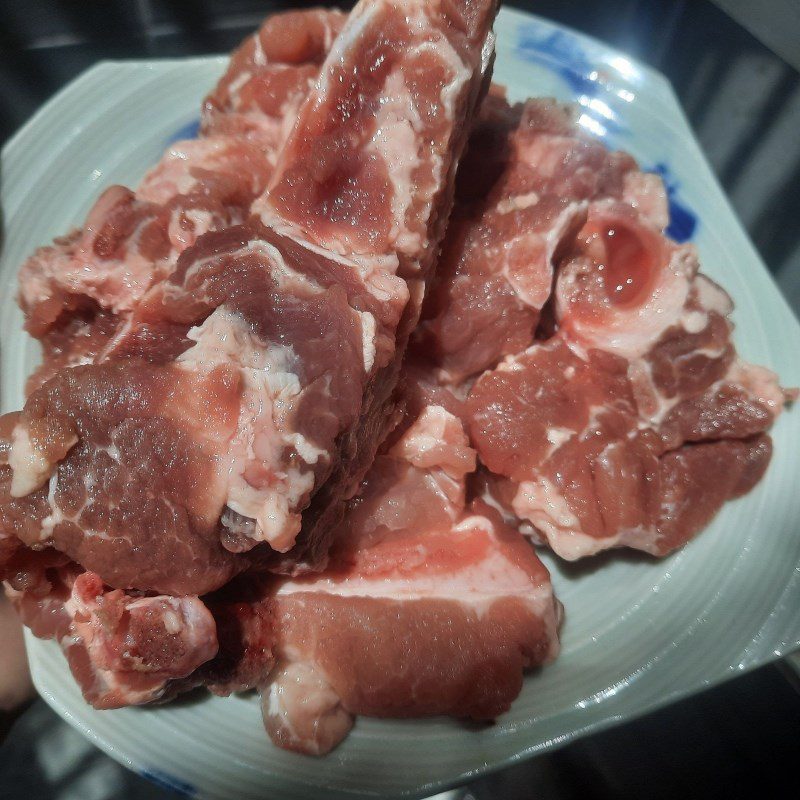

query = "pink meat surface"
[[413, 96, 662, 384], [2, 550, 217, 709], [202, 404, 560, 755], [1, 0, 499, 599], [1, 362, 244, 595], [465, 146, 790, 558], [201, 9, 346, 152], [126, 398, 560, 755], [22, 11, 334, 395], [247, 0, 499, 572], [2, 0, 790, 757], [137, 135, 273, 206]]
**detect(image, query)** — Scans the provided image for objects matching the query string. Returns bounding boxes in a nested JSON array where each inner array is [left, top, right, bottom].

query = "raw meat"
[[2, 362, 244, 595], [413, 96, 659, 384], [2, 550, 217, 709], [201, 9, 347, 154], [254, 0, 500, 572], [197, 404, 561, 755], [464, 132, 791, 558], [21, 9, 340, 395], [1, 1, 790, 758], [0, 0, 499, 598]]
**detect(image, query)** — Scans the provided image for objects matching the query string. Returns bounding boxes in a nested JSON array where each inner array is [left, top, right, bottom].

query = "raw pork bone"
[[21, 150, 273, 395], [201, 8, 346, 156], [199, 404, 560, 755], [22, 8, 336, 394], [249, 0, 499, 573], [1, 548, 217, 710], [467, 197, 791, 559], [0, 361, 245, 596], [0, 539, 259, 710], [121, 220, 380, 559], [413, 96, 663, 384], [2, 0, 499, 592]]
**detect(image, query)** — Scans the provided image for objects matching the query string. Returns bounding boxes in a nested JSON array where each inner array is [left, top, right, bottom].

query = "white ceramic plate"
[[2, 8, 799, 800]]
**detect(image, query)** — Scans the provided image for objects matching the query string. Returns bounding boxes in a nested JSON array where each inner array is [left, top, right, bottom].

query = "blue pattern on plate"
[[141, 768, 197, 797], [167, 118, 201, 145], [516, 23, 598, 97], [648, 162, 698, 242], [514, 22, 625, 141], [515, 22, 696, 242]]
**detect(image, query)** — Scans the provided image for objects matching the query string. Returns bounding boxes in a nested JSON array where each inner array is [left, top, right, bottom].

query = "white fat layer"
[[357, 310, 377, 373], [559, 243, 697, 361], [227, 70, 252, 101], [513, 477, 580, 537], [367, 69, 424, 256], [8, 426, 53, 497], [178, 307, 321, 552], [391, 405, 475, 478], [263, 0, 473, 265], [247, 239, 324, 293], [313, 0, 377, 97], [275, 514, 552, 617], [504, 201, 587, 309], [627, 358, 680, 425], [545, 426, 573, 456], [496, 191, 541, 214], [622, 171, 669, 230], [547, 524, 659, 560], [262, 661, 353, 756], [512, 477, 661, 560], [40, 473, 64, 540], [681, 309, 708, 334], [252, 29, 267, 67], [724, 358, 786, 414], [694, 273, 733, 317]]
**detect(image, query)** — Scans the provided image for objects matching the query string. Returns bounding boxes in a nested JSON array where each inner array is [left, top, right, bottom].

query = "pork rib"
[[1, 0, 500, 596], [447, 99, 792, 559], [195, 403, 560, 755], [1, 549, 217, 709], [253, 0, 500, 572]]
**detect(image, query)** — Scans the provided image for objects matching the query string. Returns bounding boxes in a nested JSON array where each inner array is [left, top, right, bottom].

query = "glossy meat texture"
[[3, 552, 217, 709], [3, 0, 499, 599], [201, 9, 346, 153], [258, 0, 497, 269], [260, 406, 560, 754], [467, 179, 791, 559], [413, 96, 657, 384], [254, 0, 499, 573]]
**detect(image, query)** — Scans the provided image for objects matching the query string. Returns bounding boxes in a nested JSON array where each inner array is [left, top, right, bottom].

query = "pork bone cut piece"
[[0, 0, 499, 593], [20, 8, 338, 396], [245, 0, 499, 571], [413, 96, 661, 384], [208, 405, 560, 755], [200, 8, 347, 154], [0, 362, 243, 596], [467, 196, 792, 560], [1, 549, 217, 710]]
